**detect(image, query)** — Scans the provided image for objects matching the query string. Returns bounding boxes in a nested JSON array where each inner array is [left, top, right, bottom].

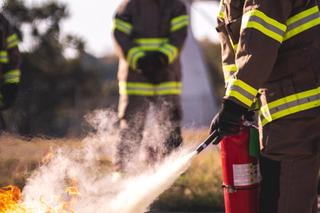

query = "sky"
[[22, 0, 219, 57]]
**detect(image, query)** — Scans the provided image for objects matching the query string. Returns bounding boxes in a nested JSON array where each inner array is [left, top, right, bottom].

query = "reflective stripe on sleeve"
[[259, 87, 320, 126], [4, 69, 21, 84], [159, 43, 178, 63], [284, 6, 320, 41], [119, 81, 182, 96], [114, 18, 133, 35], [241, 9, 287, 43], [225, 79, 258, 107], [218, 0, 225, 19], [127, 47, 145, 70], [0, 51, 8, 63], [6, 34, 19, 49], [222, 64, 237, 84], [170, 15, 189, 32]]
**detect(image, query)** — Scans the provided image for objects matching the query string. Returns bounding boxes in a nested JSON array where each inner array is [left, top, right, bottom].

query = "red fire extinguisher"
[[220, 126, 260, 213]]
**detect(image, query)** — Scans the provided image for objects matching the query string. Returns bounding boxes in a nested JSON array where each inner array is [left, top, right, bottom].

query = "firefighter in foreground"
[[0, 13, 21, 130], [211, 0, 320, 212], [113, 0, 188, 173]]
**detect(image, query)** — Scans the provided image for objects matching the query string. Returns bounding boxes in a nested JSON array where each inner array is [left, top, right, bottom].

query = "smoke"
[[21, 109, 196, 213]]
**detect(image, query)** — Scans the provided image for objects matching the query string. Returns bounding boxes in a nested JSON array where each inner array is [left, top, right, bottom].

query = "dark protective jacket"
[[216, 0, 320, 127], [0, 13, 21, 109], [113, 0, 188, 96]]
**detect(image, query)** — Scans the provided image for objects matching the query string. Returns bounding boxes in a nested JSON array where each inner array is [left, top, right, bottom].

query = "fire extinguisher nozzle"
[[196, 130, 221, 154]]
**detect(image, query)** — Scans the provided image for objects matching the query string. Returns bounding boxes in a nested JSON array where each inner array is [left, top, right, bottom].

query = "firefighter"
[[0, 13, 21, 130], [211, 0, 320, 212], [113, 0, 188, 173]]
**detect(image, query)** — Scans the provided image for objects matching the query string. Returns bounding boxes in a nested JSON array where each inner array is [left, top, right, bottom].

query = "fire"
[[0, 185, 27, 213], [0, 179, 80, 213]]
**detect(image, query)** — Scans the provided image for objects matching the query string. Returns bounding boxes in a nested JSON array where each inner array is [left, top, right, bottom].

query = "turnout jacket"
[[0, 13, 21, 107], [217, 0, 320, 126], [113, 0, 188, 96]]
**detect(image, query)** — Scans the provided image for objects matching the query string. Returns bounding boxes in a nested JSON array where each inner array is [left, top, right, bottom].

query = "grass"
[[0, 130, 224, 211]]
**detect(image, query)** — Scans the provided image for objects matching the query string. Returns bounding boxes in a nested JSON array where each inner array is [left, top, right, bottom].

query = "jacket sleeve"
[[224, 0, 293, 108], [113, 1, 145, 70], [159, 1, 189, 64]]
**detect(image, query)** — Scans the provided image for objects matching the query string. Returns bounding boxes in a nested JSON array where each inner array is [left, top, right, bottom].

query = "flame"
[[0, 185, 27, 213], [0, 180, 80, 213]]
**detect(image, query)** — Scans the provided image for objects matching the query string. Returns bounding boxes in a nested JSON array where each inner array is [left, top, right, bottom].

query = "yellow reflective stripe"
[[4, 69, 21, 84], [222, 64, 237, 83], [170, 15, 189, 32], [119, 81, 182, 96], [127, 47, 145, 70], [218, 0, 225, 19], [284, 6, 320, 41], [259, 87, 320, 126], [134, 38, 168, 51], [242, 9, 287, 43], [225, 79, 258, 107], [114, 18, 133, 35], [6, 34, 19, 49], [0, 51, 8, 63], [159, 44, 178, 63]]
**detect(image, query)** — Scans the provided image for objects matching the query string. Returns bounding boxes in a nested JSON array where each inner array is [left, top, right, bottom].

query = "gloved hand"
[[210, 99, 248, 137], [0, 84, 18, 110]]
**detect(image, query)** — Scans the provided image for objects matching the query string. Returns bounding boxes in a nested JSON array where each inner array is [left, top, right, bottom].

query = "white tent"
[[180, 1, 218, 127]]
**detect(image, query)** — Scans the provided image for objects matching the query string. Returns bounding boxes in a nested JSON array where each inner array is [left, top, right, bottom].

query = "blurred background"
[[1, 0, 225, 138]]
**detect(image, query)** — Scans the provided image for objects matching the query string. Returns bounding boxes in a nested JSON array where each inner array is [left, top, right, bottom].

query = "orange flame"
[[0, 185, 27, 213]]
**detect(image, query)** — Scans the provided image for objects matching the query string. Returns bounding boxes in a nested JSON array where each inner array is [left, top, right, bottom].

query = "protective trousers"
[[260, 116, 320, 213], [115, 94, 182, 173]]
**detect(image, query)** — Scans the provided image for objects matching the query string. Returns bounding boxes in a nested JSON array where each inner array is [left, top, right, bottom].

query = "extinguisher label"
[[232, 163, 260, 186]]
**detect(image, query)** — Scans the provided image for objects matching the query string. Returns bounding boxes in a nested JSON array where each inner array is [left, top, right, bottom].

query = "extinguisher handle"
[[196, 130, 222, 154]]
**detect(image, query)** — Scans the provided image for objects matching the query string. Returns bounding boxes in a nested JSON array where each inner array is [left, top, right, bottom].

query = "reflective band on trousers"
[[225, 79, 258, 107], [6, 34, 19, 49], [259, 87, 320, 126], [284, 5, 320, 41], [170, 15, 189, 32], [0, 51, 8, 63], [241, 9, 287, 43], [114, 18, 133, 35], [4, 69, 21, 84], [119, 81, 182, 96]]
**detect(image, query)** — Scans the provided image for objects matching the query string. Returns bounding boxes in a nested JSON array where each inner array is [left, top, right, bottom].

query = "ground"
[[0, 130, 225, 212]]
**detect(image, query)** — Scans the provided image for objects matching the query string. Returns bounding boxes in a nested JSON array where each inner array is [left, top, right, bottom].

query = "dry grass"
[[0, 130, 224, 211]]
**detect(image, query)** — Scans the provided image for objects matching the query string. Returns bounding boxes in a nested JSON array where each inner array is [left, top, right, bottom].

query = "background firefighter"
[[210, 0, 320, 212], [0, 13, 21, 131], [113, 0, 188, 173]]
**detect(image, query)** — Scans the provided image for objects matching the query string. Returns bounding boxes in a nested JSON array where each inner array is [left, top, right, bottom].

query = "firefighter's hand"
[[210, 99, 248, 137], [0, 84, 18, 110]]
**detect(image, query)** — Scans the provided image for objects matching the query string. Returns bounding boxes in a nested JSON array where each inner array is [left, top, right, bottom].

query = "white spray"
[[21, 110, 199, 213]]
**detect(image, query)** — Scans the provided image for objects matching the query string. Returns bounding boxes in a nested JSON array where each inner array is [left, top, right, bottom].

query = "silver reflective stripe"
[[267, 93, 320, 115], [229, 84, 256, 100], [287, 12, 320, 31], [249, 16, 285, 37]]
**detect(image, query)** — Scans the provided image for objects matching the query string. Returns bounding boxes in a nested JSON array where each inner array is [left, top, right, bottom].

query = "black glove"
[[150, 52, 169, 69], [0, 84, 18, 110], [210, 99, 248, 137]]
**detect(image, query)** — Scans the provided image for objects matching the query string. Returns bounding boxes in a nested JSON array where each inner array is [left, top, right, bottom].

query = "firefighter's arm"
[[113, 1, 145, 70], [159, 1, 189, 64], [224, 0, 293, 109]]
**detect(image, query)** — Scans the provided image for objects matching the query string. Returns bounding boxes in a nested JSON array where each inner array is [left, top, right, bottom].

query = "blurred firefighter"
[[0, 13, 21, 130], [211, 0, 320, 212], [113, 0, 188, 173]]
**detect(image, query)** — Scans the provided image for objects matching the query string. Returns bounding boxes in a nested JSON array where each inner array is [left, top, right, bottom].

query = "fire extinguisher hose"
[[195, 130, 221, 154]]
